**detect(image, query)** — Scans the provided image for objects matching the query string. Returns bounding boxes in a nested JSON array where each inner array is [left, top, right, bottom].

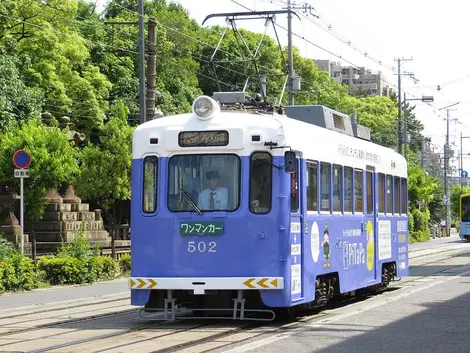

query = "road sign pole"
[[13, 149, 31, 255], [20, 176, 24, 254]]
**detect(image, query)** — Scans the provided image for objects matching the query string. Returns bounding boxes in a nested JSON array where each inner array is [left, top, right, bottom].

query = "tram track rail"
[[0, 296, 133, 338], [0, 248, 468, 352]]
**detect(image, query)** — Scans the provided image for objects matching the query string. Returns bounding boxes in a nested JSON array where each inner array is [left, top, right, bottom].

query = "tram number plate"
[[180, 222, 224, 235]]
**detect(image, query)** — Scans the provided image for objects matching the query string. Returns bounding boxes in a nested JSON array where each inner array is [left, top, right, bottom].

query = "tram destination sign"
[[180, 222, 224, 235], [178, 130, 229, 147]]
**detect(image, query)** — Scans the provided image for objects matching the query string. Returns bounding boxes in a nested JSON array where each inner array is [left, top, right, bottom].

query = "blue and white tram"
[[129, 95, 409, 320]]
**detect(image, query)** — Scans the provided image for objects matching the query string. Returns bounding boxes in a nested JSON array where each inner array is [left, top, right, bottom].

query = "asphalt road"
[[0, 229, 466, 313]]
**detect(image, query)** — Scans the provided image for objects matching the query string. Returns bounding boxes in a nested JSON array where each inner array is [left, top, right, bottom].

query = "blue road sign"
[[13, 150, 31, 169], [461, 170, 468, 179]]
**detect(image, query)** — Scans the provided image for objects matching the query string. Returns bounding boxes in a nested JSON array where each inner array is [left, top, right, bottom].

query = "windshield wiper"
[[180, 189, 203, 215]]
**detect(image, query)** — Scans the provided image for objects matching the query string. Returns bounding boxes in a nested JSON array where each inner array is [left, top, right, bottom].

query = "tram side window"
[[333, 165, 342, 213], [394, 176, 400, 214], [366, 172, 373, 214], [307, 162, 318, 212], [378, 173, 385, 213], [401, 178, 408, 215], [320, 163, 331, 212], [290, 158, 299, 212], [386, 175, 393, 214], [143, 156, 158, 213], [354, 169, 363, 213], [344, 167, 353, 213], [250, 152, 273, 214]]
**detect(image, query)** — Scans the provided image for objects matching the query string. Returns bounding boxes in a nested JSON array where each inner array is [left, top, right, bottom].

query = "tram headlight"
[[192, 95, 219, 120]]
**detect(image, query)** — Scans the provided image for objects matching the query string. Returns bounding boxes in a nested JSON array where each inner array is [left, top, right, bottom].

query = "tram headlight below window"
[[192, 95, 219, 120]]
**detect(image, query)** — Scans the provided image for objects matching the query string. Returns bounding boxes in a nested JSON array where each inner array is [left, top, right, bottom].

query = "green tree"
[[428, 178, 445, 223], [0, 53, 42, 131], [0, 119, 79, 220], [74, 100, 134, 228], [1, 0, 112, 134]]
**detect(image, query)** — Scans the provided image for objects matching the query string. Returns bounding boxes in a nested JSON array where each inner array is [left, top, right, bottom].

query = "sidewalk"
[[409, 228, 469, 259]]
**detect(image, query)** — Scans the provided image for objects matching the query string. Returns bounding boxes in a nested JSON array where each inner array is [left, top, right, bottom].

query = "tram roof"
[[133, 107, 407, 178]]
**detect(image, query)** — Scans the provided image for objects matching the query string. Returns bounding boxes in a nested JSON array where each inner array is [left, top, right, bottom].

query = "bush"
[[39, 229, 119, 285], [119, 253, 131, 274], [38, 255, 86, 285], [0, 233, 15, 261], [409, 229, 431, 244], [92, 256, 117, 280], [0, 252, 36, 291]]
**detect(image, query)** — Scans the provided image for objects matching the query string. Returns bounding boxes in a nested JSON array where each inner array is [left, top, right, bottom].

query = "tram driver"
[[197, 170, 228, 210]]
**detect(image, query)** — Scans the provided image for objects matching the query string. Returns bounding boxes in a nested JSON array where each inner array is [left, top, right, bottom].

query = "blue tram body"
[[129, 96, 409, 320]]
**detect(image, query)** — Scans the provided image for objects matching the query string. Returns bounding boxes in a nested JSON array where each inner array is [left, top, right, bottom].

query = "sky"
[[96, 0, 470, 173]]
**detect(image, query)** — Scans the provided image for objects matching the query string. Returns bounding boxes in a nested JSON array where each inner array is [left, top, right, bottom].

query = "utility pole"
[[138, 0, 146, 125], [421, 135, 425, 169], [394, 57, 413, 155], [146, 18, 157, 122], [461, 132, 463, 194], [440, 102, 459, 238], [287, 0, 294, 106], [285, 1, 315, 106]]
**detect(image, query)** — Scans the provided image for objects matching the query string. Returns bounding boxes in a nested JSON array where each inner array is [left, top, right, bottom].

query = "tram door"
[[289, 151, 304, 302], [365, 168, 378, 283]]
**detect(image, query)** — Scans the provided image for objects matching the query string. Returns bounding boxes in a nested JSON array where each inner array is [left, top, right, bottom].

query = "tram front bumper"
[[129, 276, 284, 295]]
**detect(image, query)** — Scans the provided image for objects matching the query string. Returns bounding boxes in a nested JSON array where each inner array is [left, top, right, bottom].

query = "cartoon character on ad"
[[322, 222, 331, 268]]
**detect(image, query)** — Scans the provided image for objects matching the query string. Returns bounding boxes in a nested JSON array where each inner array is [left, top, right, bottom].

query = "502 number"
[[188, 241, 216, 253]]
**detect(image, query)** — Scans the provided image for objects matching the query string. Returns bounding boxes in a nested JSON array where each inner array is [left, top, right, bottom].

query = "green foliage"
[[0, 233, 16, 261], [119, 253, 131, 274], [74, 107, 134, 220], [428, 179, 445, 223], [0, 119, 78, 220], [0, 53, 43, 131], [0, 252, 36, 292], [1, 0, 112, 134], [38, 230, 117, 285], [409, 229, 431, 244], [38, 255, 86, 285], [0, 0, 446, 245]]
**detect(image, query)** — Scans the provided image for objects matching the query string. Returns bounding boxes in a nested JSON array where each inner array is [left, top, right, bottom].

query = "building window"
[[307, 162, 318, 212], [249, 152, 272, 214], [143, 156, 158, 213]]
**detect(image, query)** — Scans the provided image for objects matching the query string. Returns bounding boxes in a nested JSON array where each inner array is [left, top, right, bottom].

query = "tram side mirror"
[[284, 151, 296, 173]]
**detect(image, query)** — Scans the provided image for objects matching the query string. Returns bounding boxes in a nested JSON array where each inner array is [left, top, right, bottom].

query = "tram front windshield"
[[462, 196, 470, 222], [168, 154, 241, 212]]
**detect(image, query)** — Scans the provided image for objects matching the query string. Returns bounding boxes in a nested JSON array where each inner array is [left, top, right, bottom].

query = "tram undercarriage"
[[140, 262, 398, 321]]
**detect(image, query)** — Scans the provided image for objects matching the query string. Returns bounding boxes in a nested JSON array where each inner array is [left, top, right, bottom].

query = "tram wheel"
[[275, 306, 297, 320]]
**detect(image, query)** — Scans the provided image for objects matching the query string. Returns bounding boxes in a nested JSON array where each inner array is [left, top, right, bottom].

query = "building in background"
[[313, 59, 396, 98]]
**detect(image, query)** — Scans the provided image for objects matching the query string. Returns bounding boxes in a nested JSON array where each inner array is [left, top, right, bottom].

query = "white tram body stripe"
[[132, 110, 407, 178], [129, 277, 284, 294]]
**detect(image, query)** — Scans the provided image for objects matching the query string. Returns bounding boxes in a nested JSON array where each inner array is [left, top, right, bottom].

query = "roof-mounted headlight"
[[191, 95, 219, 120]]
